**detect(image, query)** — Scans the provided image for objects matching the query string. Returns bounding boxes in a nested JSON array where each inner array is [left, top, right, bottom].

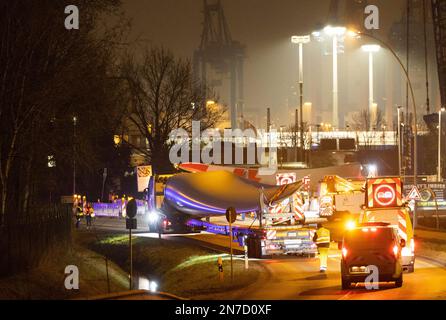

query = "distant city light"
[[361, 44, 381, 52], [323, 26, 347, 36], [291, 35, 311, 44]]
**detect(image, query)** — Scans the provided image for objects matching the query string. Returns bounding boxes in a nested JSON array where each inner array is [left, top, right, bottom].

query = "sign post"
[[126, 199, 137, 290], [226, 207, 237, 281], [407, 186, 421, 233], [244, 236, 249, 270]]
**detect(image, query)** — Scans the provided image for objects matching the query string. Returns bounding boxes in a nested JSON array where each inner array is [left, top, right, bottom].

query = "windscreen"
[[344, 228, 394, 250]]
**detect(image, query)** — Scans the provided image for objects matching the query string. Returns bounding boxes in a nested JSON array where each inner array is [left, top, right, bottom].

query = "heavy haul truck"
[[146, 171, 319, 258]]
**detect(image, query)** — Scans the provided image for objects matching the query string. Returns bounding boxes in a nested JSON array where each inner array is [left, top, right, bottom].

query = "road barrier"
[[93, 200, 148, 218]]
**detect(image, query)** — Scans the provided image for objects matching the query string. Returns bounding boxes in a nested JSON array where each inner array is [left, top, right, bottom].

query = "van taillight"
[[410, 239, 415, 253], [342, 247, 348, 258]]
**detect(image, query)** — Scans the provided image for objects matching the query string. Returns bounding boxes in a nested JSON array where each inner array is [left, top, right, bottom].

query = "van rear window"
[[344, 228, 394, 249]]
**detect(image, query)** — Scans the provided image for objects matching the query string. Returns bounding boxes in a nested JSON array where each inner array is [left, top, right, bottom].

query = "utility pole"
[[267, 108, 271, 133], [295, 109, 299, 161], [73, 116, 77, 196], [291, 35, 311, 161], [398, 106, 402, 177]]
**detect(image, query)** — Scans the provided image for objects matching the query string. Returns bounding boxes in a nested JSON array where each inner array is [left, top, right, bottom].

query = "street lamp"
[[349, 30, 417, 183], [438, 107, 445, 181], [322, 26, 346, 129], [349, 29, 419, 229], [361, 44, 381, 131], [291, 35, 311, 162], [397, 106, 402, 177]]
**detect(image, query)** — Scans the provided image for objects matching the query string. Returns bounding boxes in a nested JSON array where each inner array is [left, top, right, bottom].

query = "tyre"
[[341, 277, 351, 290], [395, 274, 403, 288]]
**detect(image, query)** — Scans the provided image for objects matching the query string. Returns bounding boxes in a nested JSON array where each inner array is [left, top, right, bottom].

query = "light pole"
[[397, 106, 402, 177], [350, 30, 418, 184], [438, 108, 445, 181], [349, 30, 419, 229], [73, 116, 77, 196], [361, 44, 381, 130], [291, 35, 311, 162], [323, 26, 346, 129], [279, 126, 285, 168]]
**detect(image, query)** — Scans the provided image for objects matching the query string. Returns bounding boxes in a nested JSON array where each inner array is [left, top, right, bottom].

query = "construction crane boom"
[[194, 0, 245, 129]]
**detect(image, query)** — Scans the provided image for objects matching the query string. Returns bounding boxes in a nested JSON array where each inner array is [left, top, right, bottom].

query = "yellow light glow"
[[113, 135, 121, 146], [346, 220, 356, 230]]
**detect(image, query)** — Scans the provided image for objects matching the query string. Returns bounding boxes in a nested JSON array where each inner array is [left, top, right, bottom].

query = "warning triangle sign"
[[408, 186, 422, 200]]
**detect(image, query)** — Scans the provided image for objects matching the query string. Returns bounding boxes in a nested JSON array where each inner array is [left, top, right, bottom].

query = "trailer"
[[185, 214, 318, 259], [146, 173, 319, 259]]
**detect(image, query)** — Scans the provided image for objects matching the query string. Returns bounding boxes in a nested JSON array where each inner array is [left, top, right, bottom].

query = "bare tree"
[[351, 108, 386, 149], [0, 1, 129, 225], [121, 47, 224, 173]]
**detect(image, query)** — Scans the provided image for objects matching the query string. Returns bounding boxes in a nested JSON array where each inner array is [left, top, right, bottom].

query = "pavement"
[[89, 217, 446, 300]]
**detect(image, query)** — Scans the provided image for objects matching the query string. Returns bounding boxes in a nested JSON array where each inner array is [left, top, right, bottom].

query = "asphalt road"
[[89, 217, 446, 300]]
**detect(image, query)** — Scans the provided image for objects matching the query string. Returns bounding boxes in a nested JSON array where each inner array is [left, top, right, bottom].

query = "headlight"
[[148, 211, 159, 224], [150, 281, 158, 292]]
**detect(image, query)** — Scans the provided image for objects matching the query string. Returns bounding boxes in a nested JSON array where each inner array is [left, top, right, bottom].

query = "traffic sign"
[[226, 207, 237, 224], [126, 198, 137, 219], [374, 184, 396, 207], [276, 173, 296, 186], [407, 186, 422, 201]]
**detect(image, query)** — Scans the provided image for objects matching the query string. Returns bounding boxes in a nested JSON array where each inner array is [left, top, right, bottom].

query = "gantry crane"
[[193, 0, 245, 129]]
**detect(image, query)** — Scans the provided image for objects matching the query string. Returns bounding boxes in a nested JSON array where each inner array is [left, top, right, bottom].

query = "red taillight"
[[393, 245, 399, 257], [410, 239, 415, 253], [342, 247, 348, 258]]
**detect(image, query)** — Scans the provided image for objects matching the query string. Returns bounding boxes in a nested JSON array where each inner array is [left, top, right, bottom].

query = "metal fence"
[[0, 205, 72, 276]]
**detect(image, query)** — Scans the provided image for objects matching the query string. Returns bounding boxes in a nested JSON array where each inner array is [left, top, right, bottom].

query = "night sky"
[[121, 0, 422, 128]]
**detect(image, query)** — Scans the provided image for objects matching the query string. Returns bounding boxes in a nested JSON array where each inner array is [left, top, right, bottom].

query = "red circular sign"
[[374, 184, 396, 207]]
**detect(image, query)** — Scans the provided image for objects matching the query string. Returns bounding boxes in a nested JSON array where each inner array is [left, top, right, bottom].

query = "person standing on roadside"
[[85, 203, 94, 229], [313, 224, 331, 273]]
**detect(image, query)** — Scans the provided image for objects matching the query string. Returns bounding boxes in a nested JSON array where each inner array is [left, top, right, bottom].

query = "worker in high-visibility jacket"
[[313, 224, 331, 272]]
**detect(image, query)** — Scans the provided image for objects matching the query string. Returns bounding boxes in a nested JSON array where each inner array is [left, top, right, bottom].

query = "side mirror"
[[338, 242, 343, 250], [400, 239, 406, 247]]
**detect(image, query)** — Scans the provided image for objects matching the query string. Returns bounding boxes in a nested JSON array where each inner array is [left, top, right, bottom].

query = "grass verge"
[[0, 240, 128, 300], [90, 234, 263, 299]]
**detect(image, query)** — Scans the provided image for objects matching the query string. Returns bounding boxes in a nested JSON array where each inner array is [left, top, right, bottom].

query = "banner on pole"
[[137, 165, 152, 192]]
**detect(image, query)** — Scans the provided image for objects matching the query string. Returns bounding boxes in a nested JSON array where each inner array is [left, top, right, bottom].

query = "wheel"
[[341, 278, 351, 290], [395, 274, 403, 288], [406, 265, 415, 273]]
